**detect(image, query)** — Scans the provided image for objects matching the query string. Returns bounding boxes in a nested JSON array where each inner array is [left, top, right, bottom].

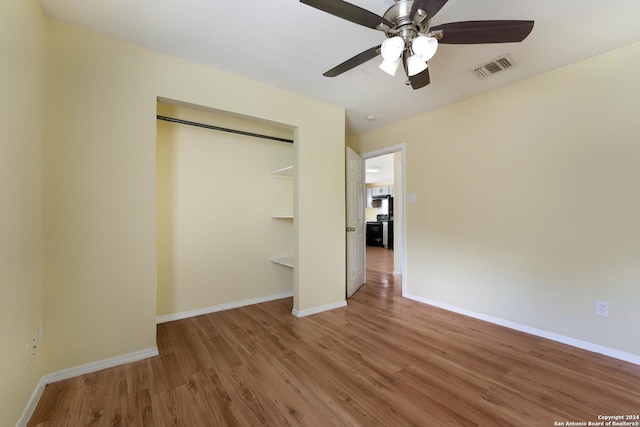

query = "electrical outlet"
[[595, 300, 609, 318], [29, 336, 37, 358]]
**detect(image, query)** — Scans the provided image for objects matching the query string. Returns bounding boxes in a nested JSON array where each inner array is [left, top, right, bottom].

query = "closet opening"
[[155, 100, 295, 324]]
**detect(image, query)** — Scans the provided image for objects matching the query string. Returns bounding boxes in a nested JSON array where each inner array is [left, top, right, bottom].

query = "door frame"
[[361, 143, 407, 296]]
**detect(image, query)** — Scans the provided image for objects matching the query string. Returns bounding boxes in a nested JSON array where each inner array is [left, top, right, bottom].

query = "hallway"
[[365, 246, 394, 274], [355, 246, 401, 300]]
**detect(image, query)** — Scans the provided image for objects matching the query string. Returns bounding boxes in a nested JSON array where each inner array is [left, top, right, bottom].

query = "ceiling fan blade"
[[410, 0, 449, 21], [300, 0, 392, 29], [323, 45, 381, 77], [409, 67, 431, 90], [431, 20, 534, 44], [402, 52, 431, 90]]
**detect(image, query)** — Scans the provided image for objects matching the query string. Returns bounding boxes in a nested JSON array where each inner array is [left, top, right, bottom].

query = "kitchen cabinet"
[[373, 186, 393, 197], [367, 186, 393, 207]]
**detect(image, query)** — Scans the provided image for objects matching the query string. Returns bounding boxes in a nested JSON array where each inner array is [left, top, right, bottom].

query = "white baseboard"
[[16, 376, 46, 427], [404, 293, 640, 366], [44, 347, 159, 384], [156, 291, 294, 324], [292, 300, 347, 318], [18, 347, 158, 426]]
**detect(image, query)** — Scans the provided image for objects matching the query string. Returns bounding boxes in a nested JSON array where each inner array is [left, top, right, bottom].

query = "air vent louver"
[[472, 54, 517, 79]]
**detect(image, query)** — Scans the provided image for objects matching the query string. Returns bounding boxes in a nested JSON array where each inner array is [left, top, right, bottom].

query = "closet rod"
[[156, 115, 294, 144]]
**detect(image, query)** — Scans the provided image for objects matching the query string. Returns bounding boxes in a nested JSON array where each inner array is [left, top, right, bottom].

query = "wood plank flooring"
[[29, 260, 640, 426], [366, 246, 395, 274]]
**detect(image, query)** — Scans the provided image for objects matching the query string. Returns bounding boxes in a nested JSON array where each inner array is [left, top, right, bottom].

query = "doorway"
[[364, 153, 396, 274], [362, 144, 406, 295]]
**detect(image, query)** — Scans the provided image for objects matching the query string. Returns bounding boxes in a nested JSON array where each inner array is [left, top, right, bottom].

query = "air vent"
[[472, 54, 517, 79]]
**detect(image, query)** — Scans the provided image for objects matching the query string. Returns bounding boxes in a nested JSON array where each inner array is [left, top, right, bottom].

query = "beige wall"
[[156, 103, 294, 316], [0, 0, 46, 423], [358, 41, 640, 357], [44, 21, 159, 373], [345, 132, 360, 152], [44, 19, 345, 374]]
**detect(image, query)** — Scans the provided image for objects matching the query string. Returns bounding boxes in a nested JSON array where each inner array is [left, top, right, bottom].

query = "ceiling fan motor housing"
[[382, 0, 430, 45]]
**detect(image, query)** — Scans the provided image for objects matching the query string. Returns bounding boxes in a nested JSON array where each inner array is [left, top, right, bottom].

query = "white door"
[[346, 147, 365, 297]]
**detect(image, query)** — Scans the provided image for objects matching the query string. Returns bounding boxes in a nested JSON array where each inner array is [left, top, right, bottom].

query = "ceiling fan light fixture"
[[412, 36, 438, 61], [407, 54, 428, 77], [379, 58, 401, 76], [380, 36, 404, 61], [379, 36, 404, 76]]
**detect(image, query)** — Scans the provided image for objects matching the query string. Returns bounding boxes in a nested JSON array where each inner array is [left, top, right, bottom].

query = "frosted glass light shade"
[[412, 36, 438, 61], [380, 36, 404, 61], [379, 58, 401, 76], [407, 54, 428, 76]]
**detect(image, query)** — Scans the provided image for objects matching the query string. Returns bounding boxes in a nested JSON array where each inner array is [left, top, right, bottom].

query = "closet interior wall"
[[156, 102, 294, 318]]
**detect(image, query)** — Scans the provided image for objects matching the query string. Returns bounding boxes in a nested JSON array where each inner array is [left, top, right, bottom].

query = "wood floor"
[[29, 261, 640, 426], [366, 246, 395, 274]]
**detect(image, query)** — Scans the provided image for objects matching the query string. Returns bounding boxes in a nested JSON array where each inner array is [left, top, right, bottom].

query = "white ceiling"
[[366, 154, 394, 184], [39, 0, 640, 134]]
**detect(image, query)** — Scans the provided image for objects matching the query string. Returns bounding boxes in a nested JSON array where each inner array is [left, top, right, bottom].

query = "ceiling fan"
[[300, 0, 534, 89]]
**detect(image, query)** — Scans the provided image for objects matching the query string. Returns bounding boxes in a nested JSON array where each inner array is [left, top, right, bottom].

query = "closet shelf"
[[272, 165, 294, 177], [271, 257, 294, 268], [270, 163, 294, 270]]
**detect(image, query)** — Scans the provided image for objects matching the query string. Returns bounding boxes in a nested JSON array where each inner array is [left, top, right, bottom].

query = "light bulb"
[[379, 58, 401, 76], [380, 36, 404, 61], [407, 54, 428, 76], [412, 36, 438, 62]]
